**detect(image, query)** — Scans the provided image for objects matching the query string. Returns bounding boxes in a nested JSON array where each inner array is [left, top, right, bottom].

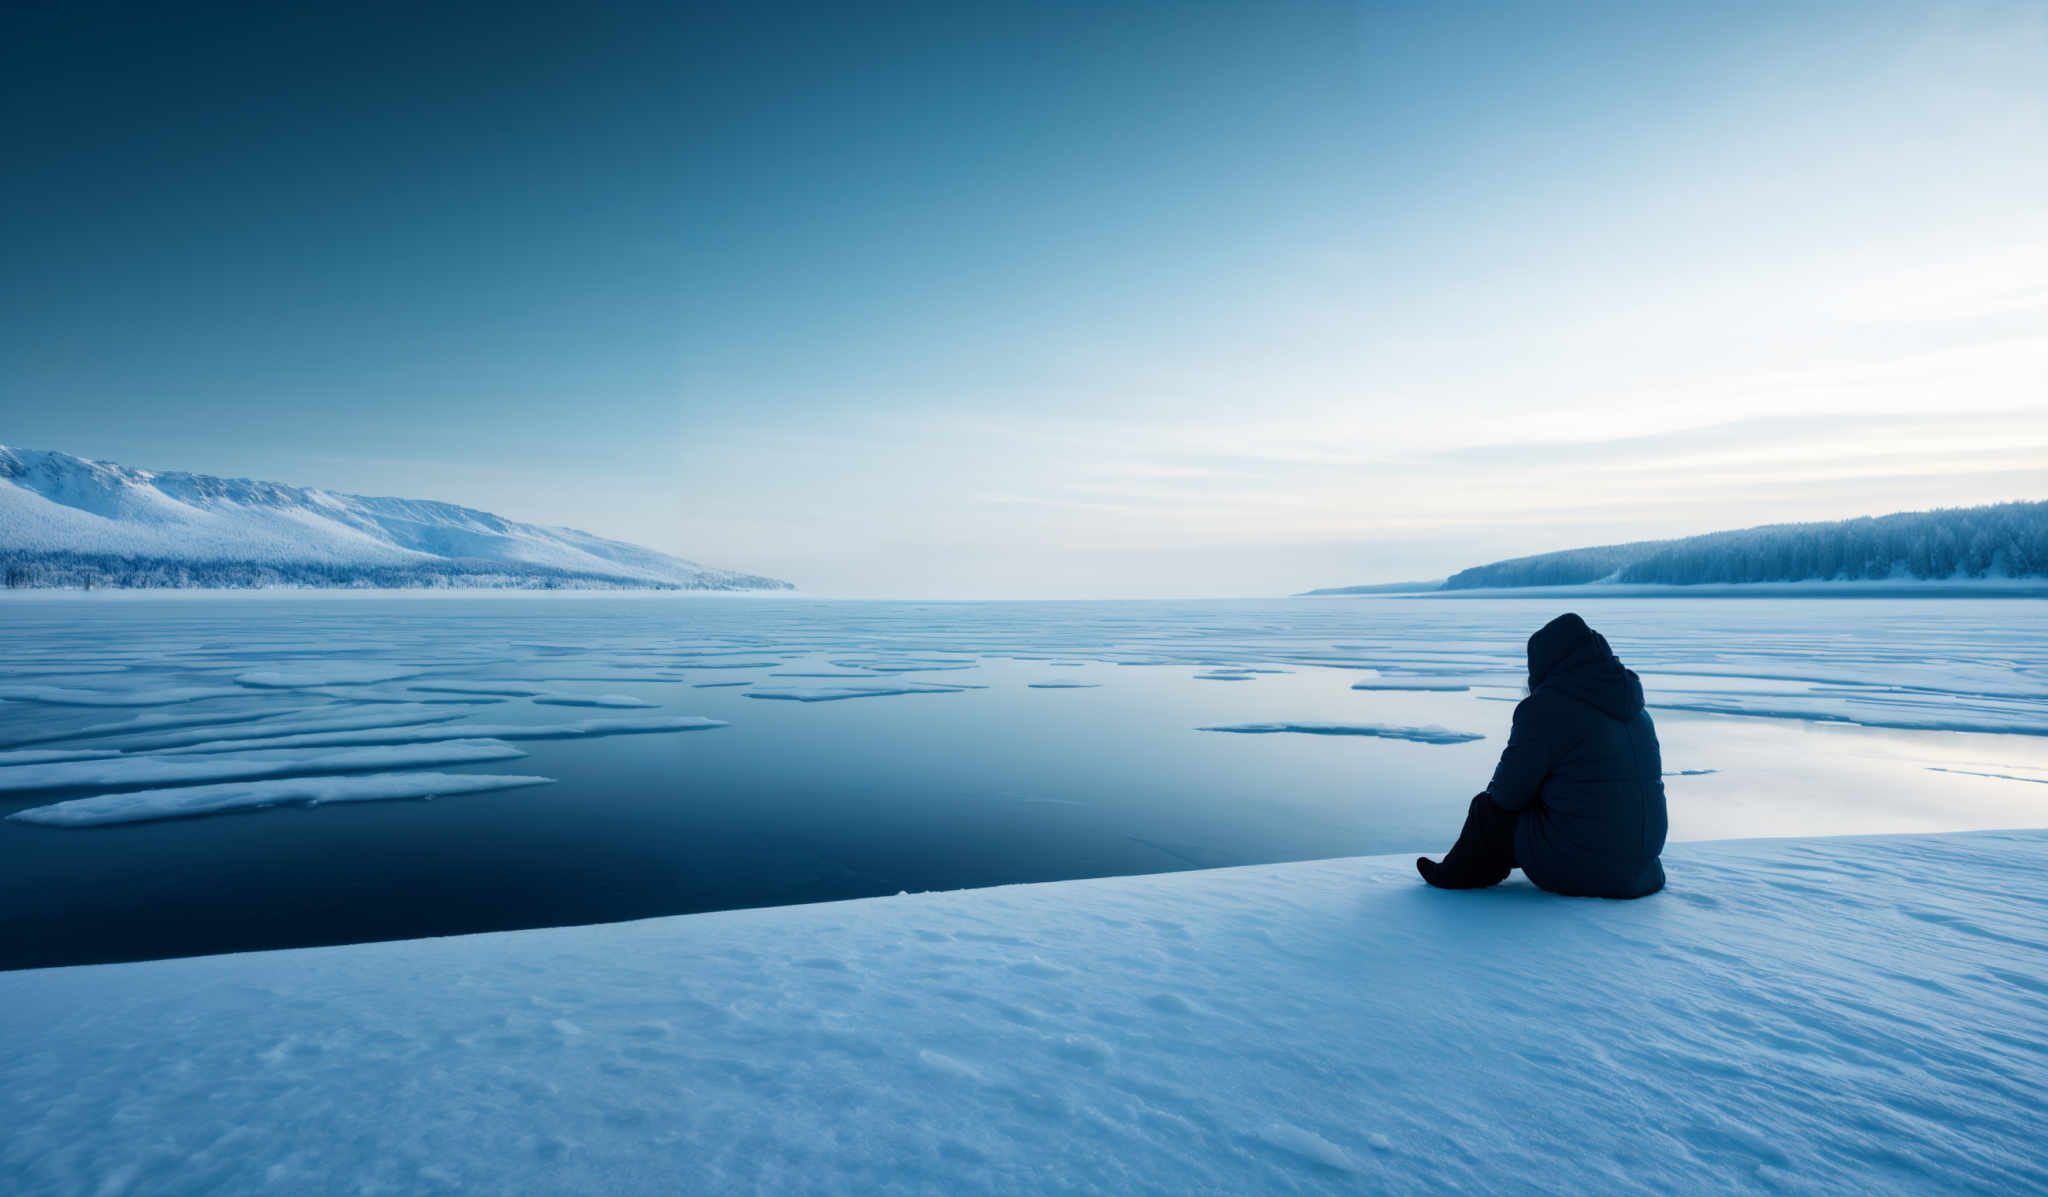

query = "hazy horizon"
[[8, 1, 2045, 597]]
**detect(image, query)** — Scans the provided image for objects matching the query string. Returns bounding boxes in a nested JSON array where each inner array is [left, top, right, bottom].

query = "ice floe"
[[0, 748, 124, 767], [158, 716, 727, 754], [8, 771, 555, 828], [407, 683, 551, 697], [234, 665, 428, 689], [1352, 681, 1472, 692], [112, 706, 468, 752], [0, 684, 247, 707], [745, 683, 980, 703], [531, 695, 659, 709], [1200, 722, 1485, 744], [1028, 681, 1101, 689], [0, 708, 311, 748], [0, 740, 527, 793]]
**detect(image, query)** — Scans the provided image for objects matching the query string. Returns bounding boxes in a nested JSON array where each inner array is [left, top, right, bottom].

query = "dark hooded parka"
[[1488, 613, 1668, 898]]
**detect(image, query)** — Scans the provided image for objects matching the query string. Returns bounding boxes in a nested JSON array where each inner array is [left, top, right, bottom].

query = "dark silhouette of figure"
[[1418, 613, 1667, 898]]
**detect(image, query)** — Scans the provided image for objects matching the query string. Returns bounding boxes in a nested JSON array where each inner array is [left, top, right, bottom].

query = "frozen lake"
[[2, 594, 2044, 969]]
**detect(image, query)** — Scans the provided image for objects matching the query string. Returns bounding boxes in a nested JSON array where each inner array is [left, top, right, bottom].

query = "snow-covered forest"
[[1443, 501, 2048, 590]]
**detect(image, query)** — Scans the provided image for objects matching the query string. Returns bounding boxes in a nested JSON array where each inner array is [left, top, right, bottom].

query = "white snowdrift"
[[1, 831, 2041, 1193]]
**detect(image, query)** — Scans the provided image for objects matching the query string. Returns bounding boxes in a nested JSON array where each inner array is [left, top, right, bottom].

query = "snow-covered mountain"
[[0, 446, 792, 590]]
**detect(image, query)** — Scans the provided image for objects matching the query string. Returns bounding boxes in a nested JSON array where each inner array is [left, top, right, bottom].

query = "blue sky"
[[5, 1, 2044, 595]]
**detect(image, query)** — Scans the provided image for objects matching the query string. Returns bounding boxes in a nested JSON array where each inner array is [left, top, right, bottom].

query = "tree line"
[[1442, 501, 2048, 589]]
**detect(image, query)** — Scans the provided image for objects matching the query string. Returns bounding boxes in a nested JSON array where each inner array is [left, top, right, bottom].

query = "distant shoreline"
[[1299, 580, 2048, 599], [0, 587, 809, 601]]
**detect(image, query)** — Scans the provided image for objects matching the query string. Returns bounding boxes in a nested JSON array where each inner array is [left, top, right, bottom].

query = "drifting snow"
[[0, 832, 2041, 1191], [1200, 722, 1485, 744], [7, 771, 555, 828], [0, 739, 526, 793]]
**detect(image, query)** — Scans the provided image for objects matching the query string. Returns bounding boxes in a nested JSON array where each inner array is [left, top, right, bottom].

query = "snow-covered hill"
[[0, 446, 792, 590], [0, 830, 2042, 1192]]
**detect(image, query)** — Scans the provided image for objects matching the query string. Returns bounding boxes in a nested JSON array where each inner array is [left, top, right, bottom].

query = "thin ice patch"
[[235, 665, 428, 689], [158, 716, 728, 755], [0, 748, 125, 767], [0, 684, 247, 707], [1, 708, 313, 748], [0, 739, 527, 793], [1199, 722, 1483, 744], [532, 695, 659, 710], [745, 684, 980, 703], [113, 707, 468, 752], [8, 771, 556, 828]]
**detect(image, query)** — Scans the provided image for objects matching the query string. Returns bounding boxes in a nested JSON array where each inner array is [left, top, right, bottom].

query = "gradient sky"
[[5, 0, 2044, 596]]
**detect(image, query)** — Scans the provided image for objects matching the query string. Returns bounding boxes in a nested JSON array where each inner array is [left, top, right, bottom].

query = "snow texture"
[[0, 831, 2041, 1192], [6, 771, 554, 828], [1200, 722, 1485, 744], [0, 739, 526, 794]]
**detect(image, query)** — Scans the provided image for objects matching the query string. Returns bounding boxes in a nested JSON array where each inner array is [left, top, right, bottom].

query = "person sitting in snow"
[[1417, 612, 1668, 898]]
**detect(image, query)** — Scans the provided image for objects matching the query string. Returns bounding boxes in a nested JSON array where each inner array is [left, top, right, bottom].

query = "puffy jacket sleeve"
[[1487, 695, 1561, 812]]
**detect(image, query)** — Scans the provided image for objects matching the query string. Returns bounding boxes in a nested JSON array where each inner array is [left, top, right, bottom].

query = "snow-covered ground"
[[1, 829, 2042, 1193]]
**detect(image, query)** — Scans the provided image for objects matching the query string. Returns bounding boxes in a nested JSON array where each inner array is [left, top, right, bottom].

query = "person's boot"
[[1417, 794, 1515, 889], [1415, 852, 1509, 889]]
